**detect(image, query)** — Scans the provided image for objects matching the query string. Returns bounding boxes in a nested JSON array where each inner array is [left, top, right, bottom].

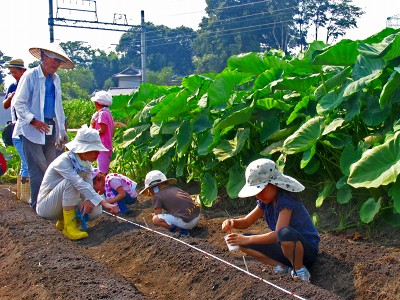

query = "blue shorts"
[[242, 226, 318, 268]]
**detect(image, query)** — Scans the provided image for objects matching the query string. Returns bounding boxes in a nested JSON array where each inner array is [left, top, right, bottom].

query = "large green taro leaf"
[[316, 180, 336, 207], [227, 52, 270, 75], [360, 198, 381, 224], [200, 172, 218, 207], [176, 120, 192, 157], [226, 162, 246, 199], [208, 70, 253, 108], [312, 40, 359, 66], [380, 69, 400, 108], [214, 106, 253, 132], [348, 131, 400, 188], [388, 179, 400, 214], [283, 117, 324, 155], [151, 135, 177, 162], [213, 128, 250, 161]]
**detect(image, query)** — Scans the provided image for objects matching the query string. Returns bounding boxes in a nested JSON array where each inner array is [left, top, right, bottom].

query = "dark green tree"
[[90, 50, 120, 89], [58, 66, 96, 99], [117, 23, 196, 75], [60, 41, 94, 67], [325, 0, 364, 43], [0, 50, 12, 86], [193, 0, 299, 72]]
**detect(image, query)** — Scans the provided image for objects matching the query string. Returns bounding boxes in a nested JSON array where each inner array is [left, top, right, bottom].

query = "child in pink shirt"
[[90, 91, 114, 173], [92, 169, 138, 213]]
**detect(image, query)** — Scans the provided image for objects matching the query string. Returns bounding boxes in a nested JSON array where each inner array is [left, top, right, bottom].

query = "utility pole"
[[49, 0, 54, 42], [140, 10, 147, 83]]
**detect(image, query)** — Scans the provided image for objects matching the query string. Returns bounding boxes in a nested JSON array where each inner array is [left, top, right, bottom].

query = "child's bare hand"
[[222, 219, 235, 232], [225, 233, 249, 246]]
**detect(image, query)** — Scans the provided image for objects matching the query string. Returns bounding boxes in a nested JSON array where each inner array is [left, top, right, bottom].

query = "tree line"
[[1, 0, 364, 99]]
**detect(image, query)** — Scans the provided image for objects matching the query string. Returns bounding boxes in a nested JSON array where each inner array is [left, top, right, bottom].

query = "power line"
[[146, 18, 294, 49], [140, 6, 297, 45]]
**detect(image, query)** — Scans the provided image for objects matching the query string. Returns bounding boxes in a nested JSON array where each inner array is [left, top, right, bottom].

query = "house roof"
[[107, 87, 138, 96], [113, 66, 142, 78]]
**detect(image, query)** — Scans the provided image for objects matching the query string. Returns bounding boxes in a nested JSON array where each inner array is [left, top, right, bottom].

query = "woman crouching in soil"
[[36, 125, 119, 240], [222, 158, 320, 282]]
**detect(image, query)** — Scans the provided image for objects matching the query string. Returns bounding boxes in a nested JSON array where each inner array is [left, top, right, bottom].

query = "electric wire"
[[103, 211, 308, 300]]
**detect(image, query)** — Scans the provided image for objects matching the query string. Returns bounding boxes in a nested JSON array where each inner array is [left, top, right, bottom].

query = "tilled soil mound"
[[0, 185, 399, 300]]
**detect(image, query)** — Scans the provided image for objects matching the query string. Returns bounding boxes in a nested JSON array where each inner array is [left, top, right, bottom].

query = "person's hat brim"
[[4, 59, 26, 69], [29, 45, 74, 69], [65, 140, 109, 153], [139, 178, 177, 194], [238, 182, 267, 198]]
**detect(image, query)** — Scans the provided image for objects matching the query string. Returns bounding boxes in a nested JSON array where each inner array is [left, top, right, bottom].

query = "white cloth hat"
[[65, 125, 108, 153], [91, 90, 112, 106], [238, 158, 305, 198], [29, 43, 74, 69], [139, 170, 177, 194]]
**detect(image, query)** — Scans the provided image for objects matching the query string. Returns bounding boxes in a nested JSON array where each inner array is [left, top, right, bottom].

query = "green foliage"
[[0, 145, 21, 183], [147, 67, 175, 85], [111, 28, 400, 229], [63, 99, 95, 129]]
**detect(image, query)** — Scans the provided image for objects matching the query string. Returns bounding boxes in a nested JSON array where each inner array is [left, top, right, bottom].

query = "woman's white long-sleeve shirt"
[[37, 152, 103, 207]]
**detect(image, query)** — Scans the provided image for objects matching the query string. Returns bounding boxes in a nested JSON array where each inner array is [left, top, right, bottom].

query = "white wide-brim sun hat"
[[29, 43, 75, 69], [65, 125, 108, 153], [238, 158, 305, 198], [139, 170, 177, 194]]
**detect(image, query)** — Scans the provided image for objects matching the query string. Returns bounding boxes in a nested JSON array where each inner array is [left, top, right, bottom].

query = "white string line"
[[103, 211, 307, 300]]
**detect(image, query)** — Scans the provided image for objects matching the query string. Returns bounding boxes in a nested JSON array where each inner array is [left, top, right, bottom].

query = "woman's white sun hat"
[[29, 43, 75, 69], [139, 170, 177, 194], [238, 158, 305, 198], [65, 125, 108, 153], [91, 90, 112, 107]]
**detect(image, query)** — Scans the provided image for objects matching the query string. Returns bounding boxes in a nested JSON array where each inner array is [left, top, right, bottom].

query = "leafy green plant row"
[[111, 28, 400, 227]]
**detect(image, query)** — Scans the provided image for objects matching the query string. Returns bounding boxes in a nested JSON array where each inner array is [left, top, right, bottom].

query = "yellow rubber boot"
[[62, 209, 88, 240], [55, 219, 64, 231]]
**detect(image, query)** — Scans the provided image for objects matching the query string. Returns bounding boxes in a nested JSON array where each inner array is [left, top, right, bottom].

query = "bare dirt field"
[[0, 184, 399, 300]]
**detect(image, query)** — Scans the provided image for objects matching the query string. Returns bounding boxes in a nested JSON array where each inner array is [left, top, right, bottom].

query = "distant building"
[[108, 66, 142, 96]]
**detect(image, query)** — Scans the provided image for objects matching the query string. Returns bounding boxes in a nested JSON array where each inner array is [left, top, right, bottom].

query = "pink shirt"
[[105, 173, 138, 199], [92, 107, 114, 150]]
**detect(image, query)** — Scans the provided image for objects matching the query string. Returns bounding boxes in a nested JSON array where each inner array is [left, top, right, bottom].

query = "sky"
[[0, 0, 399, 82]]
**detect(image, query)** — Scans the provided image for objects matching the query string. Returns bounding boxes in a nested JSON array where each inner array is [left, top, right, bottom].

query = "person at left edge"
[[2, 58, 29, 183], [13, 43, 73, 211]]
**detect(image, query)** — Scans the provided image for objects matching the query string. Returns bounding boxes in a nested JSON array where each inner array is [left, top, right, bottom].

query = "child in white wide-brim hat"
[[222, 158, 320, 282], [36, 125, 119, 241]]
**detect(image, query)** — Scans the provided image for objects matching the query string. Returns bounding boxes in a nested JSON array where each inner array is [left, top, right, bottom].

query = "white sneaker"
[[291, 267, 311, 282], [273, 265, 291, 275]]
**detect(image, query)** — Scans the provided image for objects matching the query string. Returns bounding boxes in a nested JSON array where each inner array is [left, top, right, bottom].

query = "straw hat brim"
[[139, 178, 177, 194], [29, 47, 75, 69]]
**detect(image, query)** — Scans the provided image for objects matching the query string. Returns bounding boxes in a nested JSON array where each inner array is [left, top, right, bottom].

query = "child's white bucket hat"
[[140, 170, 176, 194], [91, 90, 112, 106], [238, 158, 305, 198]]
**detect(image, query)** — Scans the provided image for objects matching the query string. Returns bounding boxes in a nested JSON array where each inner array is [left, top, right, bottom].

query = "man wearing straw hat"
[[36, 125, 119, 240], [13, 43, 73, 211], [2, 58, 28, 183]]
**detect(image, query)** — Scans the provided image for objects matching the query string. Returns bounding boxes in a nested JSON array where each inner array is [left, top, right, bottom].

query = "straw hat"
[[238, 158, 305, 198], [4, 58, 26, 69], [91, 90, 112, 106], [139, 170, 177, 194], [65, 125, 108, 153], [29, 43, 74, 69]]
